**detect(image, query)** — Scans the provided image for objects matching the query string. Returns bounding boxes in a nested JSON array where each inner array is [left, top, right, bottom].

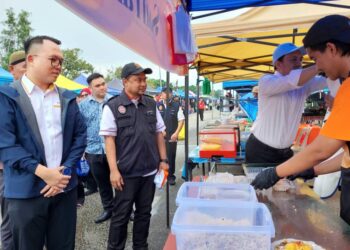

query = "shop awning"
[[192, 1, 350, 82], [186, 0, 330, 12], [55, 75, 86, 91]]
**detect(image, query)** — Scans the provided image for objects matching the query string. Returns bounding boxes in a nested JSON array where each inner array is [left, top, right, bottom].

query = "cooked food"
[[275, 240, 313, 250], [201, 137, 226, 145], [200, 143, 222, 150]]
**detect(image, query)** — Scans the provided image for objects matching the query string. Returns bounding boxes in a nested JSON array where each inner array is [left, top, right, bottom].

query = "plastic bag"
[[154, 169, 168, 189], [76, 159, 90, 177]]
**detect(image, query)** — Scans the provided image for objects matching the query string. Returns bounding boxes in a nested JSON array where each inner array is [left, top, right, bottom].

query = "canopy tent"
[[0, 67, 14, 85], [192, 1, 350, 82], [186, 0, 330, 12], [74, 74, 88, 85], [223, 79, 258, 93], [55, 75, 86, 92], [108, 79, 123, 91]]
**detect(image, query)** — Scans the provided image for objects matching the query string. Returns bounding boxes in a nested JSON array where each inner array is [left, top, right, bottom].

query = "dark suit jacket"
[[0, 80, 86, 198]]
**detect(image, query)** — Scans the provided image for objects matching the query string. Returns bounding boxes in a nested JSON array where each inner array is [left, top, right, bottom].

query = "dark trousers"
[[77, 176, 85, 204], [245, 134, 293, 164], [7, 188, 77, 250], [199, 109, 204, 121], [84, 171, 98, 192], [108, 175, 156, 250], [167, 141, 177, 180], [85, 153, 114, 212], [0, 170, 13, 250]]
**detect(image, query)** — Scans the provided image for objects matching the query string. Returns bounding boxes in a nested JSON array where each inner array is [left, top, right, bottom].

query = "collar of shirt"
[[86, 95, 109, 104], [21, 74, 57, 96]]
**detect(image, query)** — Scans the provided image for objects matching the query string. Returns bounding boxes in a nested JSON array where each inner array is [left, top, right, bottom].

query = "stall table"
[[186, 146, 245, 180], [163, 181, 350, 249]]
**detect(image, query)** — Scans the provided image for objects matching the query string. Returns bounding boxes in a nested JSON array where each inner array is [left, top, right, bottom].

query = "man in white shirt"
[[245, 42, 327, 164], [0, 36, 86, 250]]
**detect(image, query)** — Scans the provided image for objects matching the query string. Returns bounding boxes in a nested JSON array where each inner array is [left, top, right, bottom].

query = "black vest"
[[106, 91, 159, 177], [157, 99, 180, 140]]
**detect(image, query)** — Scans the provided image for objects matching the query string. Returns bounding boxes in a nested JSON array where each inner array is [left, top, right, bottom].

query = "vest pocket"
[[117, 116, 134, 137], [146, 114, 157, 133]]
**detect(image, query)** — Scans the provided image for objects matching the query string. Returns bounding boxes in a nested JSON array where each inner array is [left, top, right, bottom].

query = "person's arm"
[[252, 135, 344, 189], [260, 65, 319, 96], [314, 152, 343, 175], [276, 135, 344, 177], [61, 101, 87, 169], [105, 136, 124, 191], [155, 108, 168, 171], [170, 108, 185, 141]]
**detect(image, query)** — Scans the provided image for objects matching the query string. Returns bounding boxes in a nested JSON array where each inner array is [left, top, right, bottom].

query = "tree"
[[0, 8, 32, 69], [105, 66, 123, 82], [61, 48, 94, 79]]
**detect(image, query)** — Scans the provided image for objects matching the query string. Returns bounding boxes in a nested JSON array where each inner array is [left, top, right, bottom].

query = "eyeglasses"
[[32, 55, 64, 68], [80, 94, 89, 97]]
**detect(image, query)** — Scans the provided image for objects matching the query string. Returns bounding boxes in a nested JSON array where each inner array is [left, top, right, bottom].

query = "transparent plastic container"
[[171, 202, 275, 250], [176, 182, 257, 206]]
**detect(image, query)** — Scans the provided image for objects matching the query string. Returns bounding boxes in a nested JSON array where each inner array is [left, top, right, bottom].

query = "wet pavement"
[[75, 109, 219, 250]]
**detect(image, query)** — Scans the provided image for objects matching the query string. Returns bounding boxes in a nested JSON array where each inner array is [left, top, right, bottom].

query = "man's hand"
[[35, 165, 71, 189], [40, 185, 62, 198], [162, 131, 167, 138], [288, 168, 316, 181], [251, 167, 281, 190], [170, 132, 178, 142], [159, 162, 169, 171], [110, 169, 124, 191]]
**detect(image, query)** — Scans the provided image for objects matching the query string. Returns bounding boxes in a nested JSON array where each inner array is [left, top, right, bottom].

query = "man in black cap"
[[100, 62, 168, 249], [158, 87, 184, 185], [251, 14, 350, 225]]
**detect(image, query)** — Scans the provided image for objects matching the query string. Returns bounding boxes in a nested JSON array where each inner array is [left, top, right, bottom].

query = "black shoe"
[[94, 211, 112, 224], [85, 189, 97, 196]]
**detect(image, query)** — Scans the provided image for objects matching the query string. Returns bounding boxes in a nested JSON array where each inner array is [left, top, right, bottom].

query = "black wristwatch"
[[160, 159, 169, 164]]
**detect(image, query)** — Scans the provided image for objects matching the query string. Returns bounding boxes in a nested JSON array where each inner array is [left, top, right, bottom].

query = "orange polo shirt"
[[321, 78, 350, 168]]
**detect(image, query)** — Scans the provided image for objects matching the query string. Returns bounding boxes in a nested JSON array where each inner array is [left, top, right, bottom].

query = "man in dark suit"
[[0, 36, 86, 250]]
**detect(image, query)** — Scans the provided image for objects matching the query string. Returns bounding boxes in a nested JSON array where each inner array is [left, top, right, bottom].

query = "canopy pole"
[[292, 28, 298, 44], [165, 71, 170, 228], [184, 74, 190, 181], [196, 71, 200, 145]]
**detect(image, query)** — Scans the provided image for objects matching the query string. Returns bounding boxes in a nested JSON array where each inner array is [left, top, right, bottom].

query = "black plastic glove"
[[288, 168, 316, 181], [251, 167, 281, 190]]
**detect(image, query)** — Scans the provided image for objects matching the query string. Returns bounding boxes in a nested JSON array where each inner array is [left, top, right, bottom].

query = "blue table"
[[183, 146, 245, 180]]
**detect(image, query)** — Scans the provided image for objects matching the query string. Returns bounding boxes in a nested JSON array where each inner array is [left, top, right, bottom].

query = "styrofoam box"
[[176, 182, 257, 206], [171, 202, 275, 250]]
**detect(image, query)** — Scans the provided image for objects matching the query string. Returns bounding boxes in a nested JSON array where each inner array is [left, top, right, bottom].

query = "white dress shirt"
[[251, 69, 327, 149], [21, 75, 63, 168]]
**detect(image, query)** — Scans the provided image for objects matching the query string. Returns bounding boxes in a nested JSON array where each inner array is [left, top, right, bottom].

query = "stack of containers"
[[172, 182, 275, 250]]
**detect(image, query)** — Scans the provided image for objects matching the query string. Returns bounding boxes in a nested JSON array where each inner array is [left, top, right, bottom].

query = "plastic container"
[[243, 163, 277, 182], [172, 202, 275, 250], [199, 129, 237, 158], [176, 182, 257, 206]]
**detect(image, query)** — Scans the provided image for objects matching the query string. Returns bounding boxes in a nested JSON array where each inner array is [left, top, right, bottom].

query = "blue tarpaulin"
[[187, 0, 329, 11], [74, 74, 88, 85], [238, 92, 258, 121], [0, 67, 14, 85], [223, 79, 258, 94]]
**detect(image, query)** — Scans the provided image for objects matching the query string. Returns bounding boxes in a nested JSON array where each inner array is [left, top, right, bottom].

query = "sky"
[[0, 0, 247, 89]]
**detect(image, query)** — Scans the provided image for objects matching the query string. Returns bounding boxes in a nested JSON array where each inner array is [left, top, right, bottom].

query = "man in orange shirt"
[[252, 14, 350, 225]]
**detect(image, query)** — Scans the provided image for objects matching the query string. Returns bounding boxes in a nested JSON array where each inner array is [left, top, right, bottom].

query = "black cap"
[[121, 62, 152, 79], [303, 15, 350, 47], [161, 87, 173, 93]]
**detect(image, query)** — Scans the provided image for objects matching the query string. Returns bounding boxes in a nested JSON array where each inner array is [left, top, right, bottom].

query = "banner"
[[57, 0, 188, 75]]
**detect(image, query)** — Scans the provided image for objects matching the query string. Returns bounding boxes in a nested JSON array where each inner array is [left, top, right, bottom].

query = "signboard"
[[57, 0, 188, 75]]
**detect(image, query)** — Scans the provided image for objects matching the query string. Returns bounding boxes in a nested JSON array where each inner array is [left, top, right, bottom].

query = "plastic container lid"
[[176, 182, 257, 206]]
